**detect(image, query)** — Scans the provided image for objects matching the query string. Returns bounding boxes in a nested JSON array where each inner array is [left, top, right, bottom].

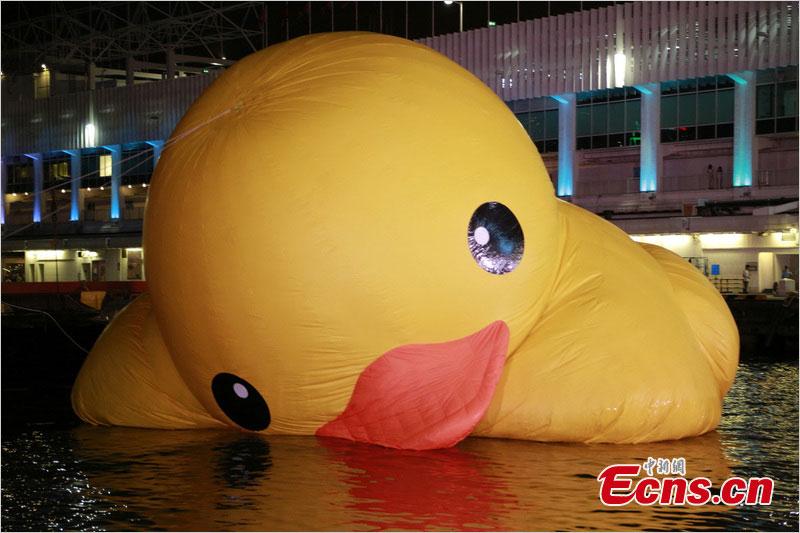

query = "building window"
[[6, 159, 34, 193], [44, 155, 71, 190], [576, 87, 641, 150], [80, 148, 111, 189], [756, 67, 799, 135], [661, 74, 734, 143], [514, 97, 559, 154], [99, 154, 112, 177], [121, 143, 154, 186]]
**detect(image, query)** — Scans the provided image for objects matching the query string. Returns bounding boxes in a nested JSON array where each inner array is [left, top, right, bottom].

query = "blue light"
[[727, 73, 748, 85], [732, 71, 754, 187], [638, 84, 659, 192], [554, 94, 575, 197], [63, 150, 80, 221], [29, 154, 43, 222]]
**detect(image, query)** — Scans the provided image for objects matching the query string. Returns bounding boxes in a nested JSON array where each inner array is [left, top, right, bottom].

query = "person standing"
[[742, 265, 751, 293], [707, 164, 715, 189], [716, 166, 723, 189], [781, 265, 793, 279]]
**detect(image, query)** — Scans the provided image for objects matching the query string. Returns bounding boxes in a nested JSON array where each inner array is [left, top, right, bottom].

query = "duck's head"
[[144, 32, 559, 448]]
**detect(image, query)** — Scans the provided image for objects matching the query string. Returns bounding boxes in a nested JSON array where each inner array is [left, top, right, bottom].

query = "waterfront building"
[[2, 1, 797, 293]]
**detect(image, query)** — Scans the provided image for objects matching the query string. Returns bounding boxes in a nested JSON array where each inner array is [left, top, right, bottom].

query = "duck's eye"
[[468, 202, 524, 275], [211, 373, 271, 431]]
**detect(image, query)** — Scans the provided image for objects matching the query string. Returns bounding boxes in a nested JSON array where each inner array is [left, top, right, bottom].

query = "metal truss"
[[2, 1, 267, 74]]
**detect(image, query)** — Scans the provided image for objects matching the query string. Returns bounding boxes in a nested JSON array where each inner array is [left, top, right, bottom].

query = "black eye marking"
[[211, 373, 271, 431], [467, 202, 524, 275]]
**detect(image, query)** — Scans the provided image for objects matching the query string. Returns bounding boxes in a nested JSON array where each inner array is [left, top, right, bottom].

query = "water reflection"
[[2, 361, 797, 531], [318, 437, 518, 530], [54, 428, 740, 531]]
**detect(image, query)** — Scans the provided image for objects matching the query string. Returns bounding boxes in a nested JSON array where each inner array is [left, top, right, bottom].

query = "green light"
[[488, 21, 496, 26], [203, 69, 209, 73]]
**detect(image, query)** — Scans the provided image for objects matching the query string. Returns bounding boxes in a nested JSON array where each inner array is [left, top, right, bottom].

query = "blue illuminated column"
[[106, 145, 122, 219], [729, 71, 756, 187], [1, 157, 7, 225], [146, 140, 165, 172], [65, 150, 81, 221], [552, 93, 576, 197], [28, 153, 44, 222], [634, 83, 661, 192]]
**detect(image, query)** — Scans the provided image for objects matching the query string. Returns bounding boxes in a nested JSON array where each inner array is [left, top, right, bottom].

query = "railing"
[[661, 172, 733, 192], [661, 169, 799, 193], [757, 168, 798, 187], [1, 281, 147, 294], [122, 207, 146, 220], [2, 207, 146, 224], [82, 209, 111, 221], [4, 213, 32, 225], [575, 178, 641, 196]]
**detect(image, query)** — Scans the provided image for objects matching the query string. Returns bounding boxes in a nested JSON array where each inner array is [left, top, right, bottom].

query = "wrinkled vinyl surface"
[[71, 32, 739, 450]]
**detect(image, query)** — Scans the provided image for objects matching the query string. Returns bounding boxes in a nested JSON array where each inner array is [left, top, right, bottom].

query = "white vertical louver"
[[417, 1, 798, 103]]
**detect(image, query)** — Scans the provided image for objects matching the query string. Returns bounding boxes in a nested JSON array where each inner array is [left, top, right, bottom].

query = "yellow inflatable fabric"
[[71, 32, 739, 449]]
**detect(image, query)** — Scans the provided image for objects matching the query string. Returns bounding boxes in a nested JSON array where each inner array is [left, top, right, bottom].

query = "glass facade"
[[756, 67, 799, 135], [6, 158, 33, 194], [660, 75, 735, 143], [120, 143, 154, 186], [43, 153, 71, 190], [515, 98, 559, 154], [80, 148, 109, 189], [512, 66, 798, 156], [576, 87, 641, 150]]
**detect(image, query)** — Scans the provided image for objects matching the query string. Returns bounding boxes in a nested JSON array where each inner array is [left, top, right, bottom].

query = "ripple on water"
[[1, 360, 797, 531]]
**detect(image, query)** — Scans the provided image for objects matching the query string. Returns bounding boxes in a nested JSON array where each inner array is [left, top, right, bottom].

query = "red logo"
[[598, 458, 773, 506]]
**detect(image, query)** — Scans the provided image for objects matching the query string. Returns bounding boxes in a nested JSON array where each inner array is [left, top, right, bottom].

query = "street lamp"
[[444, 1, 463, 33]]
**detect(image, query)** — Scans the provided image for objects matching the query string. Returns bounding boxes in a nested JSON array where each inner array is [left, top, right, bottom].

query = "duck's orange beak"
[[316, 321, 509, 450]]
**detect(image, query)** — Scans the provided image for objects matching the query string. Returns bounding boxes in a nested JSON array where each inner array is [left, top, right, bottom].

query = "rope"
[[1, 300, 91, 354]]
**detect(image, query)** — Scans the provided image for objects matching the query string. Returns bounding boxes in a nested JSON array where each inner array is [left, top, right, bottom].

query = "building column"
[[147, 140, 165, 169], [552, 93, 576, 197], [126, 56, 135, 86], [28, 153, 44, 222], [730, 71, 756, 187], [65, 150, 82, 221], [87, 61, 96, 91], [635, 83, 661, 192], [166, 48, 176, 79], [107, 145, 122, 219], [1, 157, 7, 225]]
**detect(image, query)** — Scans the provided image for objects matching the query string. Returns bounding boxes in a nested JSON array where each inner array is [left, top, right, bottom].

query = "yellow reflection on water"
[[70, 426, 740, 531]]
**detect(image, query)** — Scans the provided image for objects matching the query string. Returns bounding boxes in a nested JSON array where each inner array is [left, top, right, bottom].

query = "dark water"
[[2, 356, 798, 531]]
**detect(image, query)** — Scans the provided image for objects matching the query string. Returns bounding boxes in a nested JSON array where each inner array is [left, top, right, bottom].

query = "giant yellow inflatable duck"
[[72, 32, 739, 450]]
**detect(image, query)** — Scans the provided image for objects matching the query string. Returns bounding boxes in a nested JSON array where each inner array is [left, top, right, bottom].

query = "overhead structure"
[[1, 1, 265, 75]]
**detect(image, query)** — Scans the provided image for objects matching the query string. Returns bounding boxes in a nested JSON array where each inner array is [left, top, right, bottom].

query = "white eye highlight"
[[233, 383, 249, 399], [474, 226, 490, 246]]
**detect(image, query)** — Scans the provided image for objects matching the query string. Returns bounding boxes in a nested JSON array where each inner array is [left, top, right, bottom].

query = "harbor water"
[[1, 322, 798, 530]]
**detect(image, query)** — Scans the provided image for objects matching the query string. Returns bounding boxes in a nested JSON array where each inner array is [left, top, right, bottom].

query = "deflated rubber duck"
[[71, 32, 739, 450]]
